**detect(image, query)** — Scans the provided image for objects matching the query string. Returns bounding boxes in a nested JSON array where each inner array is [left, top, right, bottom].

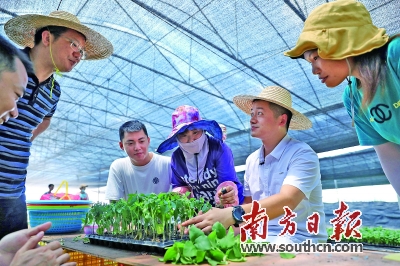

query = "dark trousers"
[[0, 193, 28, 240]]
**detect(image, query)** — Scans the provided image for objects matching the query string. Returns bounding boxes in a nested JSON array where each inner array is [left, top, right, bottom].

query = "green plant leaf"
[[280, 252, 296, 259], [194, 235, 212, 251], [196, 250, 206, 263], [209, 249, 225, 262], [232, 242, 242, 258], [205, 255, 218, 266], [228, 257, 247, 262], [189, 225, 205, 242], [180, 256, 193, 265], [163, 246, 178, 262], [212, 222, 226, 239], [72, 235, 81, 242], [175, 243, 185, 256], [208, 230, 217, 248], [217, 229, 235, 251], [226, 248, 235, 260], [183, 241, 197, 258]]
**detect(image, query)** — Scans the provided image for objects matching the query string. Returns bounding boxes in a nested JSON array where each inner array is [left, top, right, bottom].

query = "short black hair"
[[0, 34, 33, 74], [34, 26, 69, 45], [119, 120, 148, 141], [253, 100, 293, 131], [48, 184, 54, 188], [33, 26, 87, 46]]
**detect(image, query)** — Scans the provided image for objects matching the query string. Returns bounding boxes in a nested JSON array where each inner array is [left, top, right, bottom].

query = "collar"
[[22, 47, 53, 86], [22, 47, 38, 83], [22, 47, 33, 70], [259, 134, 292, 163]]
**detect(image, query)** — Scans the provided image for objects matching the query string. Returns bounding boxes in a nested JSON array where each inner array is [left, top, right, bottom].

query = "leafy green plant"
[[280, 253, 296, 259], [72, 235, 90, 244], [159, 222, 246, 265], [327, 226, 400, 246], [83, 192, 212, 241], [72, 235, 82, 242]]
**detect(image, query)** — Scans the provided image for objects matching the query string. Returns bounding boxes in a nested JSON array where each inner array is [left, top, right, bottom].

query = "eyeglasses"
[[62, 36, 86, 59]]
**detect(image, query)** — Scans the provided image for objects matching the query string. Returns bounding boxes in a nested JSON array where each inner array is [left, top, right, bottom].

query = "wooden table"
[[42, 234, 400, 266]]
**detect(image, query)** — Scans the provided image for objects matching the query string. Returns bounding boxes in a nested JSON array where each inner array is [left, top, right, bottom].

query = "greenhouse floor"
[[42, 233, 400, 266]]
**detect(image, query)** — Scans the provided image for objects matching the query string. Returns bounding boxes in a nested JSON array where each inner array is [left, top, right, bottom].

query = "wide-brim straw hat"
[[284, 0, 389, 60], [157, 105, 222, 153], [4, 11, 113, 60], [233, 86, 312, 130]]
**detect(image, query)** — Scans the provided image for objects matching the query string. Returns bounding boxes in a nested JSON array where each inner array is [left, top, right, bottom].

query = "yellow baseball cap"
[[284, 0, 389, 60]]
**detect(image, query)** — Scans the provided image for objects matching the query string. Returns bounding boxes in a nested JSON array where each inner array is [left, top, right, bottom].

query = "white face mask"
[[178, 132, 206, 154]]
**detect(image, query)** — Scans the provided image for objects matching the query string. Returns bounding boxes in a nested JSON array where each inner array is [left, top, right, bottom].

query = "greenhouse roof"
[[1, 0, 396, 190]]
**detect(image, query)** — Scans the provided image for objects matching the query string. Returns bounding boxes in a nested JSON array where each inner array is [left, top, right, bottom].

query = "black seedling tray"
[[87, 234, 188, 255]]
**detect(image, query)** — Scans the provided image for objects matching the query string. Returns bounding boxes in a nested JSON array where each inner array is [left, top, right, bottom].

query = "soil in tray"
[[87, 234, 189, 255]]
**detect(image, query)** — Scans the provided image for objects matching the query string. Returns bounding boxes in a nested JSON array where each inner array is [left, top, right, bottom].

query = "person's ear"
[[41, 30, 52, 47], [119, 141, 124, 150], [280, 114, 288, 127]]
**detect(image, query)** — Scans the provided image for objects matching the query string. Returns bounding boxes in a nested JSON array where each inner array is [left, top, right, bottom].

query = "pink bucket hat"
[[156, 105, 222, 153]]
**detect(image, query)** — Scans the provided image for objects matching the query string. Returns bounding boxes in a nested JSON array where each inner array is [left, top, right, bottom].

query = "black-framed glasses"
[[62, 36, 86, 59]]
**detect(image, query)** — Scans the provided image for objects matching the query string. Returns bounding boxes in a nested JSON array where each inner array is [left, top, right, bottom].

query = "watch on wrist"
[[232, 205, 245, 227]]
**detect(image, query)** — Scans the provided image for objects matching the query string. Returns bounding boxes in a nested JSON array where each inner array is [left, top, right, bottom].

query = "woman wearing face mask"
[[284, 0, 400, 196], [157, 105, 244, 207]]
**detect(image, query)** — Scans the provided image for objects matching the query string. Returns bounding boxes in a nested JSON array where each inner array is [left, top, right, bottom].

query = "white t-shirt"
[[244, 134, 327, 243], [105, 153, 171, 200]]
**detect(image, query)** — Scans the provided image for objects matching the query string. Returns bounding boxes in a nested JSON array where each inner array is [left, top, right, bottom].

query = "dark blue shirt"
[[0, 48, 61, 198]]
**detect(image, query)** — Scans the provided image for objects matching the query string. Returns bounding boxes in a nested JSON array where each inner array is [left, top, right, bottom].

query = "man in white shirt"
[[105, 120, 171, 202], [182, 86, 327, 244]]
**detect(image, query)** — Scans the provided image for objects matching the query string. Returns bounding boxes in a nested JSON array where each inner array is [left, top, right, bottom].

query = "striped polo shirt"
[[0, 48, 61, 199]]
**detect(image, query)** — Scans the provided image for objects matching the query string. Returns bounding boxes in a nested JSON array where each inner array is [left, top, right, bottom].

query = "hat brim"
[[284, 23, 389, 60], [157, 120, 222, 153], [233, 95, 312, 130], [4, 14, 113, 60]]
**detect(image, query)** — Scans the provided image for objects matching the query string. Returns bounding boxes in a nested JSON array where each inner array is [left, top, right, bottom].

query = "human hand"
[[0, 222, 52, 261], [0, 222, 76, 266], [214, 181, 239, 208], [9, 233, 75, 266], [217, 186, 236, 205], [180, 207, 234, 234]]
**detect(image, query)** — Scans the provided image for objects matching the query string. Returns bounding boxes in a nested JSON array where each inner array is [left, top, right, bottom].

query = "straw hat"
[[79, 184, 88, 190], [284, 0, 389, 60], [4, 11, 113, 60], [233, 86, 312, 130], [157, 105, 222, 153]]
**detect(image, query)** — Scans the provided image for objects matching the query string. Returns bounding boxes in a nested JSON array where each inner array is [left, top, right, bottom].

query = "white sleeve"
[[374, 142, 400, 196], [282, 147, 320, 199], [105, 160, 124, 200], [243, 157, 252, 197]]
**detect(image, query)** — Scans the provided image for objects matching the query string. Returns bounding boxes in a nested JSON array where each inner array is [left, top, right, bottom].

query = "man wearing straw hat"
[[182, 86, 327, 244], [0, 34, 75, 265], [0, 11, 113, 238]]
